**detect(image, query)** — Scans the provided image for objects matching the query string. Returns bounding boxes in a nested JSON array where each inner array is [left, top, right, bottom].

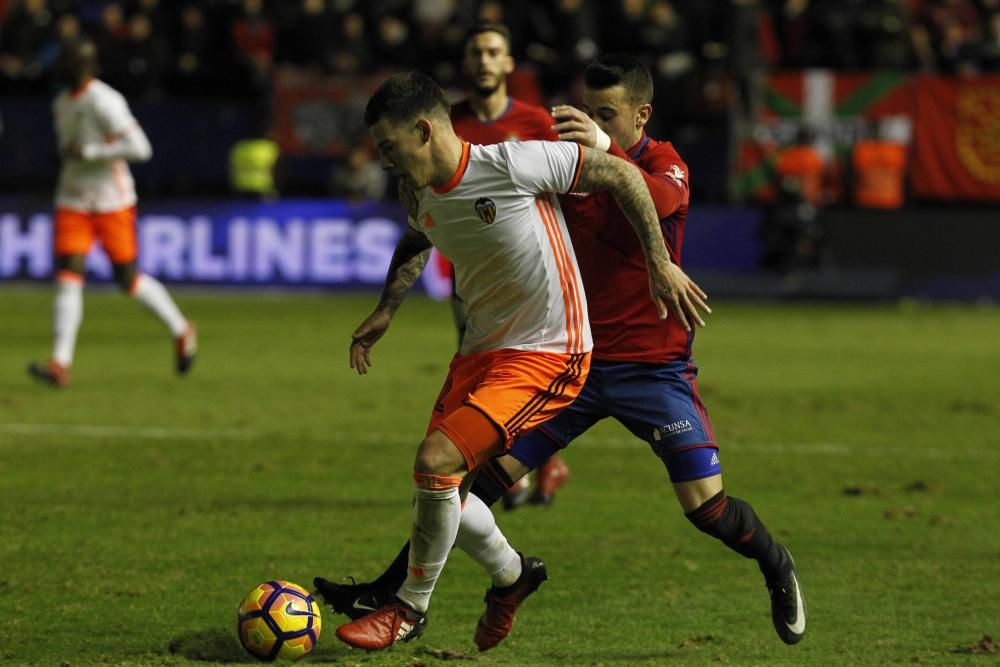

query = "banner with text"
[[0, 198, 453, 296]]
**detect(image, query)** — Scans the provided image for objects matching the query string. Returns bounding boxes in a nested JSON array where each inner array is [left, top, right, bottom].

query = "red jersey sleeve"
[[609, 140, 688, 219]]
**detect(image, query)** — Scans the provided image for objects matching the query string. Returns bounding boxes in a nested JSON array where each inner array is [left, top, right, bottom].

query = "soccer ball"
[[237, 580, 322, 661]]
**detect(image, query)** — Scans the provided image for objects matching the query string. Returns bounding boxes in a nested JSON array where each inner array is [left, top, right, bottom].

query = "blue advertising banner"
[[0, 197, 764, 296], [0, 198, 465, 293]]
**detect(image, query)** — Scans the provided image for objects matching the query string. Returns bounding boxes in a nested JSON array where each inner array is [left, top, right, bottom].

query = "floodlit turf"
[[1, 286, 998, 666]]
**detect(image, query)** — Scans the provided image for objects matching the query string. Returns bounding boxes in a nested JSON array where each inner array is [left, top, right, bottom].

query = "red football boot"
[[175, 321, 197, 375], [28, 360, 70, 387], [335, 599, 426, 650], [529, 455, 570, 505], [474, 554, 548, 651]]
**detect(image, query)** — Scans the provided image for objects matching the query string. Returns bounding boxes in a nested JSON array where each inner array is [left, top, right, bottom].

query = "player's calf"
[[686, 490, 806, 643]]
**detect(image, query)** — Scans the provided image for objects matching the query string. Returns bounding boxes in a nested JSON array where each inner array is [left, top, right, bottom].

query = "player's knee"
[[112, 263, 137, 292], [55, 254, 86, 276], [414, 431, 466, 477]]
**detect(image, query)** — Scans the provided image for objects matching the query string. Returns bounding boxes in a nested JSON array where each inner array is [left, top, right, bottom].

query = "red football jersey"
[[450, 97, 558, 145], [559, 133, 692, 364]]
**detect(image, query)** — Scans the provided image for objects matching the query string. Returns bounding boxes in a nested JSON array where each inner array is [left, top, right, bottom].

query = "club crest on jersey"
[[474, 197, 497, 224]]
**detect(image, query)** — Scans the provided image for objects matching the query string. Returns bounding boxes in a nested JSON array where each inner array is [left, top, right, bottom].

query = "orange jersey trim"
[[432, 141, 471, 195], [70, 78, 95, 99], [534, 195, 585, 354], [413, 472, 463, 490], [56, 269, 84, 285], [566, 143, 584, 193]]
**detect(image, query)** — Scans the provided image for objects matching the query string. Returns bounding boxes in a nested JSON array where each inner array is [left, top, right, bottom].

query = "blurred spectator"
[[36, 11, 80, 83], [937, 16, 983, 71], [0, 0, 56, 92], [800, 0, 863, 69], [371, 14, 413, 69], [762, 129, 828, 273], [523, 0, 599, 97], [981, 11, 1000, 68], [775, 128, 826, 208], [771, 0, 809, 67], [105, 12, 168, 98], [229, 129, 280, 199], [230, 0, 275, 95], [277, 0, 338, 72], [858, 0, 915, 69], [329, 144, 387, 201], [759, 176, 826, 274], [852, 117, 910, 209], [412, 0, 464, 84], [329, 12, 372, 75], [166, 5, 218, 97]]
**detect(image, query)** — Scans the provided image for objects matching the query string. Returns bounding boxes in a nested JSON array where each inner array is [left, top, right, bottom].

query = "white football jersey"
[[53, 78, 152, 213], [412, 140, 592, 356]]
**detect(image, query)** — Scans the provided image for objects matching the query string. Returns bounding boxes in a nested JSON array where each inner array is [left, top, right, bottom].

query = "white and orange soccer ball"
[[237, 580, 322, 661]]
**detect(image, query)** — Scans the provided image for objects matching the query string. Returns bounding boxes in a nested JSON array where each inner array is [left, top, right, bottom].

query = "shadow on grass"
[[167, 628, 256, 663], [167, 627, 352, 664]]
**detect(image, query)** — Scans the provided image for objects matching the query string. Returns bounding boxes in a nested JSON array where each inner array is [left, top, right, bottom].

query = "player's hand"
[[648, 260, 710, 331], [349, 308, 392, 375], [551, 105, 600, 148]]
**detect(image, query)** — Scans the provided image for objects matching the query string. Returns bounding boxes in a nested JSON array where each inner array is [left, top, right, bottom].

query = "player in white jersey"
[[334, 71, 709, 651], [28, 40, 196, 387]]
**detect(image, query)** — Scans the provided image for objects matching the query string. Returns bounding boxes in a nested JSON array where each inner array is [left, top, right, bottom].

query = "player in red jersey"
[[445, 22, 568, 509], [316, 55, 804, 650]]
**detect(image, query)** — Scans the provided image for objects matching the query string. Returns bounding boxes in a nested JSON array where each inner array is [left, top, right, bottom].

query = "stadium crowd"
[[2, 0, 1000, 101]]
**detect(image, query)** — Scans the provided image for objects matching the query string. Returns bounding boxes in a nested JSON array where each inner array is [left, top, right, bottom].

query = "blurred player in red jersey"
[[316, 55, 805, 651], [28, 40, 196, 387], [447, 23, 568, 509]]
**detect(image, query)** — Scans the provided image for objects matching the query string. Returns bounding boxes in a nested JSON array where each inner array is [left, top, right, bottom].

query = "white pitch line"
[[0, 422, 254, 441], [0, 423, 994, 460]]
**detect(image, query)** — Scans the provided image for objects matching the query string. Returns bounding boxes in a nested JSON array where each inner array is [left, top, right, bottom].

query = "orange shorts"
[[427, 349, 591, 471], [54, 206, 138, 264]]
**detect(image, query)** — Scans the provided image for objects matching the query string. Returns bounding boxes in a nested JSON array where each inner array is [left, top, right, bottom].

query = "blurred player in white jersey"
[[332, 71, 708, 651], [28, 40, 196, 387]]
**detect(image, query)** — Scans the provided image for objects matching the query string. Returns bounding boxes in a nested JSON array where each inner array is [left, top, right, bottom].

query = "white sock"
[[396, 483, 462, 613], [454, 493, 523, 588], [52, 275, 84, 366], [131, 273, 187, 337]]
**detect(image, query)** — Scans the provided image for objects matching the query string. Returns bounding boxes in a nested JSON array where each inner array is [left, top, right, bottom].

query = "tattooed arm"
[[376, 225, 432, 314], [350, 184, 433, 374], [574, 146, 710, 330]]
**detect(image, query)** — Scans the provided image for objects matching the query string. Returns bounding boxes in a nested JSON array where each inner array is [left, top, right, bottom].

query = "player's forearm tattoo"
[[575, 147, 671, 266], [378, 228, 432, 313]]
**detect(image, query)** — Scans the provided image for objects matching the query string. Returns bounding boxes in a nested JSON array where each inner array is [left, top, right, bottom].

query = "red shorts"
[[54, 206, 138, 264], [427, 348, 591, 471]]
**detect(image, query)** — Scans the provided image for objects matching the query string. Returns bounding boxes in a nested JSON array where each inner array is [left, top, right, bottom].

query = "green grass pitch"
[[1, 286, 998, 666]]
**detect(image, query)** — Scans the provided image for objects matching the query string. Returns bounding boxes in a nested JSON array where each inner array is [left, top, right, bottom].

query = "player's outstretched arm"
[[574, 147, 710, 330], [350, 218, 432, 375]]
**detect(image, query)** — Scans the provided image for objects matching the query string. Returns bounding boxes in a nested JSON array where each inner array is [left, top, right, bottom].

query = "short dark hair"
[[364, 71, 450, 128], [583, 54, 654, 106], [464, 22, 512, 52]]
